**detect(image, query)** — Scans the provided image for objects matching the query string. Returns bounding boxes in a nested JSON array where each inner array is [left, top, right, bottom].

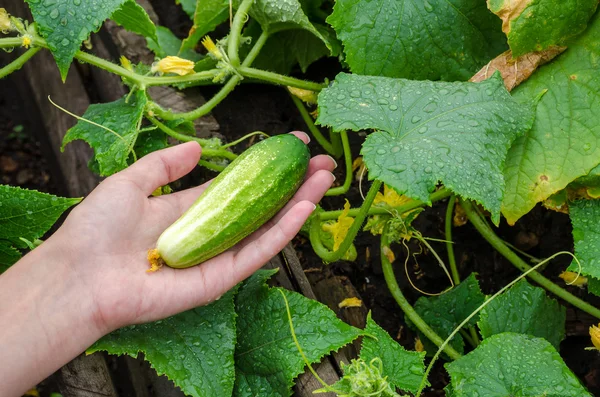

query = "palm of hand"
[[53, 135, 334, 334]]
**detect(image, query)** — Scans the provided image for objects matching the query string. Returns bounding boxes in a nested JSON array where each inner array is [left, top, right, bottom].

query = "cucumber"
[[155, 134, 310, 269]]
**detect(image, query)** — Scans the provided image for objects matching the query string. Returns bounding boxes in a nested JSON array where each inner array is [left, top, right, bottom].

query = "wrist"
[[0, 234, 105, 395]]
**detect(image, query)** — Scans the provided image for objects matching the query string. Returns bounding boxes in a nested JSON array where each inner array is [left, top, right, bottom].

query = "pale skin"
[[0, 131, 335, 396]]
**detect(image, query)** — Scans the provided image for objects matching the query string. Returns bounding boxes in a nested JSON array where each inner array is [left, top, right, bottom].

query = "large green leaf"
[[111, 0, 157, 42], [147, 26, 202, 61], [488, 0, 598, 57], [568, 199, 600, 281], [411, 274, 485, 355], [589, 277, 600, 297], [245, 0, 330, 48], [61, 90, 147, 177], [502, 13, 600, 224], [360, 313, 426, 394], [234, 269, 361, 397], [328, 0, 506, 81], [446, 333, 591, 396], [317, 73, 534, 223], [0, 185, 80, 271], [88, 288, 238, 397], [180, 0, 229, 52], [478, 280, 565, 349]]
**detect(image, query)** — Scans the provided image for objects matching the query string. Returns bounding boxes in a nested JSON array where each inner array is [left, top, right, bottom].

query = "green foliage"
[[328, 0, 506, 81], [180, 0, 229, 52], [411, 274, 485, 355], [61, 90, 147, 176], [502, 12, 600, 224], [26, 0, 152, 79], [111, 0, 157, 42], [488, 0, 598, 56], [359, 313, 426, 394], [589, 277, 600, 297], [568, 199, 600, 280], [89, 288, 238, 397], [317, 73, 534, 223], [446, 333, 592, 396], [321, 358, 400, 397], [478, 280, 566, 349], [0, 185, 80, 271], [147, 26, 203, 61], [233, 269, 362, 396]]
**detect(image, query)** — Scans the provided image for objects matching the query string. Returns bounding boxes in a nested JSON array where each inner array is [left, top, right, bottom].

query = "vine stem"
[[147, 115, 237, 160], [415, 250, 579, 396], [239, 66, 325, 91], [325, 131, 352, 196], [445, 195, 460, 285], [0, 37, 22, 48], [0, 47, 40, 78], [318, 188, 452, 221], [227, 0, 254, 67], [461, 200, 600, 320], [289, 92, 338, 156], [310, 180, 383, 262], [380, 223, 462, 361]]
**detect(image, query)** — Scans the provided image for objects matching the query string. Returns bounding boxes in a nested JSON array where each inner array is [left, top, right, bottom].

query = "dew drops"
[[389, 164, 406, 172], [336, 94, 345, 101], [73, 0, 81, 5], [411, 115, 422, 124], [350, 90, 361, 98], [49, 8, 60, 19], [376, 148, 387, 155], [423, 0, 434, 12], [424, 166, 433, 174], [438, 88, 449, 95], [61, 38, 70, 46], [391, 146, 400, 153], [468, 119, 480, 127], [583, 142, 592, 151], [389, 104, 398, 111], [377, 98, 389, 105], [418, 126, 428, 134]]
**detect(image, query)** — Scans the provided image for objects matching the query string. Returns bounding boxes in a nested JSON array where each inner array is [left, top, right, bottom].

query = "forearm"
[[0, 234, 103, 396]]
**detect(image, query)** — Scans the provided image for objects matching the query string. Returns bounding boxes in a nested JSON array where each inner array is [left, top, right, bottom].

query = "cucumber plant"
[[2, 0, 600, 395]]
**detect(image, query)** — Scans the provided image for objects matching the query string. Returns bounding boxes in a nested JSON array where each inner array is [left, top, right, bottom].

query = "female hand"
[[0, 131, 335, 396]]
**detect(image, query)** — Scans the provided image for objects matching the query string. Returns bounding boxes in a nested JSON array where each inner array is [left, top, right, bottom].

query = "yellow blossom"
[[338, 297, 363, 308], [21, 35, 31, 48], [0, 8, 11, 33], [382, 245, 395, 263], [374, 184, 411, 208], [288, 86, 318, 105], [120, 55, 133, 71], [559, 271, 588, 287], [322, 199, 354, 251], [590, 324, 600, 350], [201, 35, 222, 60], [153, 56, 195, 76], [415, 337, 424, 352]]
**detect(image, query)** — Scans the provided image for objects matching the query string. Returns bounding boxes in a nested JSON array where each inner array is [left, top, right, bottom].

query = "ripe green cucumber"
[[155, 134, 310, 268]]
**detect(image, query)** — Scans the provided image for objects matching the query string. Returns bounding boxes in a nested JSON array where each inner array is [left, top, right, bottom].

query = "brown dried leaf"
[[470, 47, 565, 91], [489, 0, 532, 34]]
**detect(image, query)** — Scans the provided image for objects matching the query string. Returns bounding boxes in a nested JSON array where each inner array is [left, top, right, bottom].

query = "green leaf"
[[111, 0, 158, 42], [180, 0, 229, 52], [411, 274, 485, 355], [327, 0, 507, 81], [61, 90, 147, 176], [26, 0, 127, 80], [317, 73, 534, 223], [147, 26, 203, 61], [360, 313, 426, 394], [178, 0, 196, 19], [249, 23, 338, 74], [133, 129, 168, 158], [234, 269, 361, 397], [88, 288, 238, 397], [567, 199, 600, 281], [502, 13, 600, 224], [478, 280, 566, 349], [0, 185, 80, 271], [245, 0, 330, 49], [488, 0, 598, 57], [589, 277, 600, 297], [446, 333, 592, 397]]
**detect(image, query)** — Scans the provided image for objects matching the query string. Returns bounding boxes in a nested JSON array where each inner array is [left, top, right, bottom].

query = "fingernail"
[[327, 155, 338, 169], [331, 172, 336, 182], [291, 131, 311, 143], [310, 203, 317, 211]]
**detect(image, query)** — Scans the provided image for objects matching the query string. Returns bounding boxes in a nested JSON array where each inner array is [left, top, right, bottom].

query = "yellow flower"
[[590, 324, 600, 350], [559, 271, 588, 287], [201, 35, 223, 60], [120, 55, 133, 71], [338, 297, 363, 308], [153, 56, 195, 76], [415, 337, 424, 352], [322, 199, 354, 251], [0, 8, 11, 33], [288, 86, 318, 105], [21, 35, 31, 48], [374, 184, 411, 208]]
